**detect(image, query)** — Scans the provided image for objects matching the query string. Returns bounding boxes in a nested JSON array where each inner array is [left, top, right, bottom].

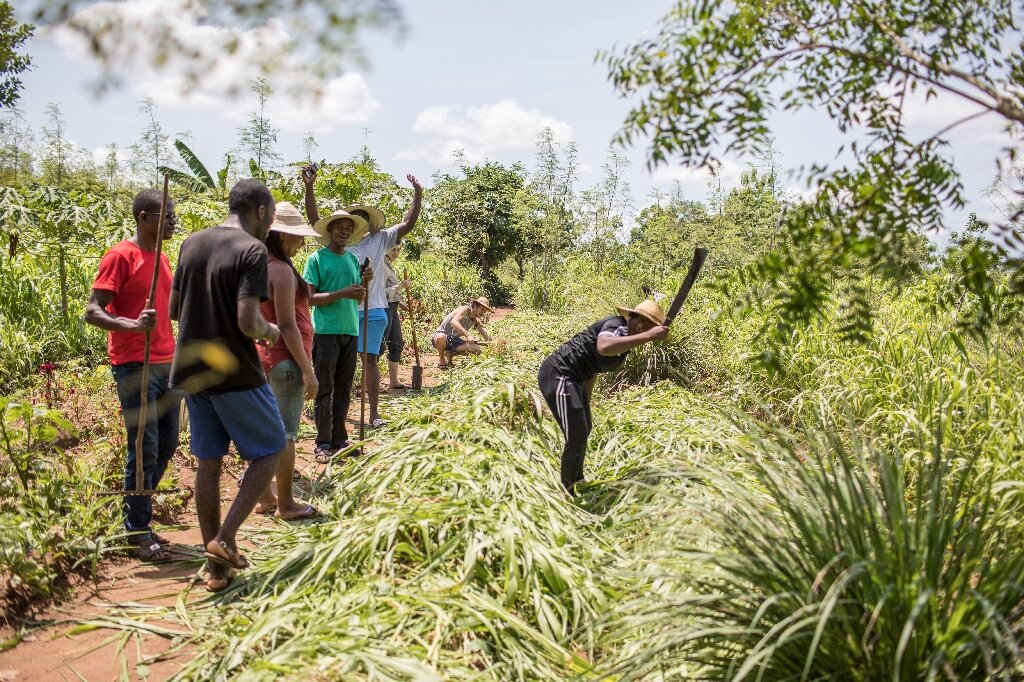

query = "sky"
[[10, 0, 1016, 238]]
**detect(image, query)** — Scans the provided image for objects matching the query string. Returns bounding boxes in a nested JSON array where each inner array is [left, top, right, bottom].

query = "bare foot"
[[275, 504, 320, 521]]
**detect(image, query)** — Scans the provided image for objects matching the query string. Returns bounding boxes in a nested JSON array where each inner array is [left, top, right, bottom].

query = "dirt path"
[[0, 307, 513, 682]]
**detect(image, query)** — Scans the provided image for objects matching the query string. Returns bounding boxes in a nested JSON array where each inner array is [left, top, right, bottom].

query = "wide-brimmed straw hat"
[[468, 296, 495, 312], [615, 299, 666, 327], [270, 202, 320, 237], [343, 204, 386, 232], [313, 210, 370, 246]]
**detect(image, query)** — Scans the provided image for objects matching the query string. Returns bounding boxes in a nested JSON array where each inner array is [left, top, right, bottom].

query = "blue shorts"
[[357, 307, 389, 355], [435, 333, 466, 353], [186, 384, 286, 460], [268, 359, 305, 441]]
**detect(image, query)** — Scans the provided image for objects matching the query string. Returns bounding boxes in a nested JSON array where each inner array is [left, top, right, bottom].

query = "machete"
[[663, 247, 708, 327]]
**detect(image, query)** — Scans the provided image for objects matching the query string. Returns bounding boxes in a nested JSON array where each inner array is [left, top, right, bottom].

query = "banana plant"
[[158, 140, 231, 197]]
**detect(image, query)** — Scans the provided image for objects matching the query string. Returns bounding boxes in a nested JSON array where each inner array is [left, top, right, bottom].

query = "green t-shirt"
[[303, 248, 360, 335]]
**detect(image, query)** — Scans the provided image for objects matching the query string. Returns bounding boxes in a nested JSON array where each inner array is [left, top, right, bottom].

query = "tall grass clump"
[[604, 410, 1024, 680]]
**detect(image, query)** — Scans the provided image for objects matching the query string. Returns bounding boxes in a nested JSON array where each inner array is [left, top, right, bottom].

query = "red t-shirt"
[[92, 239, 176, 365], [258, 255, 314, 372]]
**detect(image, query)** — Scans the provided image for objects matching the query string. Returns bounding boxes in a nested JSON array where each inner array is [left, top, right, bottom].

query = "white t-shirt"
[[348, 226, 400, 311]]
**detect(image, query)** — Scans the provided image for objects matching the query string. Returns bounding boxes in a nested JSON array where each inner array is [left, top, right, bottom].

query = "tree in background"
[[39, 102, 71, 187], [131, 98, 170, 186], [0, 105, 33, 184], [428, 161, 528, 302], [237, 77, 281, 175], [0, 2, 32, 109], [581, 147, 632, 275], [604, 0, 1024, 351], [100, 142, 120, 191], [516, 127, 580, 308]]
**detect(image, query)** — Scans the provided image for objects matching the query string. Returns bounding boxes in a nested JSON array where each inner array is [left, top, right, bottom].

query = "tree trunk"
[[58, 246, 68, 325]]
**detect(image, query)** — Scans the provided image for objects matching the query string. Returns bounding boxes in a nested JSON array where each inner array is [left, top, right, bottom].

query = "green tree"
[[428, 161, 527, 301], [0, 2, 32, 109], [237, 77, 281, 173], [38, 102, 72, 187], [518, 127, 580, 308], [131, 98, 170, 186], [581, 147, 632, 275], [0, 105, 33, 184], [100, 142, 119, 190], [604, 0, 1024, 347]]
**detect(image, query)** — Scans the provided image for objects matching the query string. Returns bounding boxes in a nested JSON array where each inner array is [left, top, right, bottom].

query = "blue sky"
[[11, 0, 1014, 236]]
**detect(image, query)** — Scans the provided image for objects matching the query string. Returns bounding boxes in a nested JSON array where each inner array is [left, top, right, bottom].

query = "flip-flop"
[[204, 539, 249, 571], [254, 504, 277, 515], [275, 505, 320, 521], [390, 383, 409, 390], [135, 538, 171, 562], [370, 417, 387, 429]]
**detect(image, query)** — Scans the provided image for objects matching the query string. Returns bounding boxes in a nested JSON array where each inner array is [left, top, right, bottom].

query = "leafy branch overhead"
[[604, 0, 1024, 357], [20, 0, 405, 96]]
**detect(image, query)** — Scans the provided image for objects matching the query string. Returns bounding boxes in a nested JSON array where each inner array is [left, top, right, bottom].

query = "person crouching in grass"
[[537, 300, 669, 496], [253, 202, 320, 520], [431, 297, 494, 369]]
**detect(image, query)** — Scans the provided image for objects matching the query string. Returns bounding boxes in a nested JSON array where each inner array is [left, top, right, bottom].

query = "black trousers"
[[380, 301, 404, 362], [312, 333, 358, 450], [538, 357, 592, 491]]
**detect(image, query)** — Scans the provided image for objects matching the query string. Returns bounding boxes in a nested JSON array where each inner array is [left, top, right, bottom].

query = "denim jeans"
[[111, 362, 182, 538], [268, 358, 305, 441]]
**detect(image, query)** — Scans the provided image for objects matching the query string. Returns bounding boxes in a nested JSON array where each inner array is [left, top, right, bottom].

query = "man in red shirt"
[[85, 189, 181, 561]]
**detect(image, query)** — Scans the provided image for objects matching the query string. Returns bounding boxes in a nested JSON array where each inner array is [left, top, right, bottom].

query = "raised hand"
[[301, 164, 318, 186], [407, 174, 422, 193]]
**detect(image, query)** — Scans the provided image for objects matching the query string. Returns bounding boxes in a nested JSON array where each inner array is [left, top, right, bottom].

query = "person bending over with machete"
[[538, 299, 669, 495]]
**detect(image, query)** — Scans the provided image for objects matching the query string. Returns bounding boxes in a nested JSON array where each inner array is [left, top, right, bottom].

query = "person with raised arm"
[[300, 165, 371, 462], [304, 167, 423, 430]]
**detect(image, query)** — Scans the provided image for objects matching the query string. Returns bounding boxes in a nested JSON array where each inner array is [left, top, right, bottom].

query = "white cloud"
[[91, 145, 129, 165], [45, 0, 379, 133], [401, 99, 573, 162], [651, 162, 742, 200]]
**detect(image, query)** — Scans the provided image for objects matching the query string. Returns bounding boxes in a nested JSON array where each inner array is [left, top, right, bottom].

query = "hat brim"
[[313, 213, 370, 246], [270, 223, 320, 238], [344, 204, 386, 231], [470, 301, 495, 312], [616, 306, 663, 327]]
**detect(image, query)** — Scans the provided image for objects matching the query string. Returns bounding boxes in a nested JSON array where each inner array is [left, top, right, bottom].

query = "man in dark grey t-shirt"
[[170, 179, 286, 592]]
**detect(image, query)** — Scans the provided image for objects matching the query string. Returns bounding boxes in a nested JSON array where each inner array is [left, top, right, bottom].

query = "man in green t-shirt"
[[302, 167, 371, 461]]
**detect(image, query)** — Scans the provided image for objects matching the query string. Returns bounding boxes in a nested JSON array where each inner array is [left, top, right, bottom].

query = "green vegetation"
[[3, 3, 1024, 677]]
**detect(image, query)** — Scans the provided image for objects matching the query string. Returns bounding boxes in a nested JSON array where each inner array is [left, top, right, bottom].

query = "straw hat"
[[615, 299, 666, 327], [270, 202, 320, 237], [313, 210, 370, 246], [468, 296, 495, 312], [344, 203, 386, 232]]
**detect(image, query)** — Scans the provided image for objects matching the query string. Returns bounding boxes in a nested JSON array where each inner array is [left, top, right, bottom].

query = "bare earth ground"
[[0, 308, 512, 682]]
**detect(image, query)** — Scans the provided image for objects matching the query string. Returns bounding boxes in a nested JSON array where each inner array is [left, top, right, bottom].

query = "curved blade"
[[664, 247, 708, 326]]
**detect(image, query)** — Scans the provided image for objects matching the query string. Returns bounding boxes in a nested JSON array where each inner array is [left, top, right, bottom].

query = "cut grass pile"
[[75, 307, 1024, 678]]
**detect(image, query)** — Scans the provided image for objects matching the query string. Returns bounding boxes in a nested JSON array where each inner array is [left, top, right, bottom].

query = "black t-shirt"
[[547, 315, 631, 382], [170, 226, 269, 395]]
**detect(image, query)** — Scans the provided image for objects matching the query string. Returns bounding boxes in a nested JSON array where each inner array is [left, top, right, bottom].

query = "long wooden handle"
[[403, 267, 421, 366], [131, 174, 170, 494], [360, 258, 370, 451]]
